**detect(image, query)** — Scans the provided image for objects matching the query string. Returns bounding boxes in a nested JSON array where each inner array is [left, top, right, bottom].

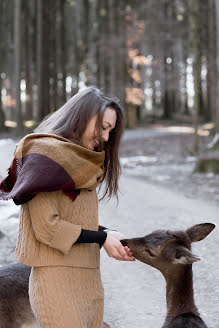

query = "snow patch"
[[120, 156, 158, 168], [0, 200, 19, 238], [186, 156, 196, 162], [0, 138, 16, 146]]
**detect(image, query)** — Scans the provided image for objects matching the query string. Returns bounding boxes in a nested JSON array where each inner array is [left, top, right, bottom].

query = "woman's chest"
[[58, 189, 99, 228]]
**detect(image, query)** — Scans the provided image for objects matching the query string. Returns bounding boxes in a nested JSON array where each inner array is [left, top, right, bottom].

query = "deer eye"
[[167, 231, 180, 239], [145, 249, 155, 257], [173, 234, 180, 239]]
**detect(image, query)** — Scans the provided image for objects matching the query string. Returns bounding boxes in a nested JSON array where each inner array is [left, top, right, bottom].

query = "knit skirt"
[[29, 266, 104, 328]]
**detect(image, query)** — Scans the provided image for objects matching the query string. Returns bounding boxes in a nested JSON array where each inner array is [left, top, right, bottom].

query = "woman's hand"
[[103, 232, 135, 261]]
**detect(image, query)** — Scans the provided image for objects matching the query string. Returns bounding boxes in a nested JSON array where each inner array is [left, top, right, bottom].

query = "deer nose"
[[121, 239, 128, 246]]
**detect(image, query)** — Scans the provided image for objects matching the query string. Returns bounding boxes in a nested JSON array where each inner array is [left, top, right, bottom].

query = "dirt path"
[[100, 175, 219, 328], [120, 130, 219, 205]]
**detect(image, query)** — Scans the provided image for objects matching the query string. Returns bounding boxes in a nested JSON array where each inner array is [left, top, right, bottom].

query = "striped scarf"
[[0, 133, 105, 205]]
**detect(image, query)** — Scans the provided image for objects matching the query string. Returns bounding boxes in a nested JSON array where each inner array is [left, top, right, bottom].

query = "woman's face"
[[80, 107, 117, 151]]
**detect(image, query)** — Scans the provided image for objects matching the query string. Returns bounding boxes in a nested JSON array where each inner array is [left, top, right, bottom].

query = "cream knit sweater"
[[15, 188, 101, 268]]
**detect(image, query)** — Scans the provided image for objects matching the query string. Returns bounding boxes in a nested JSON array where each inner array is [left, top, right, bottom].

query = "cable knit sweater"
[[8, 133, 106, 269], [15, 188, 101, 268]]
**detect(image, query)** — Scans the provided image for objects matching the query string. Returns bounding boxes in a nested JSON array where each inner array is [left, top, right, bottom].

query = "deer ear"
[[172, 246, 201, 265], [186, 223, 215, 243]]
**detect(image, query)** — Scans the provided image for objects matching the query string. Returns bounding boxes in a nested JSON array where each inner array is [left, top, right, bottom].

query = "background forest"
[[1, 0, 219, 148]]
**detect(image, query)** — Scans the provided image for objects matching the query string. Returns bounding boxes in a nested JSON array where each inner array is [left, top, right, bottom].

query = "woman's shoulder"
[[18, 133, 69, 147], [15, 133, 73, 157], [27, 189, 62, 205]]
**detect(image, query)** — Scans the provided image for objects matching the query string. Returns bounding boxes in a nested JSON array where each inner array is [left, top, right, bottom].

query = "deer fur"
[[0, 263, 111, 328], [0, 263, 36, 328], [121, 223, 215, 328]]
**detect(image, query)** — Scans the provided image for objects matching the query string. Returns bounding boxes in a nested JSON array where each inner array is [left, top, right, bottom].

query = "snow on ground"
[[120, 131, 219, 205], [0, 199, 19, 266], [0, 138, 19, 265]]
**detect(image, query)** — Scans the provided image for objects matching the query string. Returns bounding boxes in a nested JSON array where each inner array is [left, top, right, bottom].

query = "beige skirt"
[[29, 266, 104, 328]]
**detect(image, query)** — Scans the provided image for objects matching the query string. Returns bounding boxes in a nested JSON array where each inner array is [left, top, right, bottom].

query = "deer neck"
[[163, 265, 199, 319]]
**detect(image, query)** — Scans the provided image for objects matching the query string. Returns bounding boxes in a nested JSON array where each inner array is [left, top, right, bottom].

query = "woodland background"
[[1, 0, 219, 154]]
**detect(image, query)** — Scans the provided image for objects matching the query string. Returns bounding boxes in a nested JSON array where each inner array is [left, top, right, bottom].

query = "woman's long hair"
[[34, 86, 124, 200]]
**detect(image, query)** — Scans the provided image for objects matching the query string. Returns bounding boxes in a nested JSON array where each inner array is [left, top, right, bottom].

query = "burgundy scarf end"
[[63, 189, 80, 201], [0, 176, 10, 192], [1, 157, 17, 192]]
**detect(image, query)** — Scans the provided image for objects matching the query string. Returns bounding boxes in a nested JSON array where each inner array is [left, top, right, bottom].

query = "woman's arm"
[[27, 191, 82, 255], [28, 192, 134, 260], [75, 228, 135, 261], [75, 229, 107, 247]]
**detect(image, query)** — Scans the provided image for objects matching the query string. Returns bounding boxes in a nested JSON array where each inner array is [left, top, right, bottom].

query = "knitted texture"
[[0, 133, 105, 204], [15, 188, 101, 268], [29, 266, 104, 328]]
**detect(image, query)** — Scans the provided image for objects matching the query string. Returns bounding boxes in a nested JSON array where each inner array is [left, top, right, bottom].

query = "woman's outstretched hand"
[[103, 231, 135, 261]]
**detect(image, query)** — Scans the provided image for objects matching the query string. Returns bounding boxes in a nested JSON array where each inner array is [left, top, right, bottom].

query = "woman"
[[0, 86, 134, 328]]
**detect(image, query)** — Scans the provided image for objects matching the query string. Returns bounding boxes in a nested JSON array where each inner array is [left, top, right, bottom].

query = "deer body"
[[121, 223, 215, 328], [0, 263, 111, 328], [163, 265, 207, 328]]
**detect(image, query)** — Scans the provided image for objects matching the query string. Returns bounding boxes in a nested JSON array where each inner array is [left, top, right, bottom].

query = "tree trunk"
[[189, 0, 201, 153], [163, 54, 172, 119], [98, 0, 107, 90], [60, 0, 66, 104], [0, 0, 6, 130], [206, 0, 217, 123], [71, 1, 80, 94], [215, 0, 219, 133], [86, 0, 98, 86], [37, 0, 43, 122], [108, 0, 116, 95], [14, 0, 23, 134], [50, 0, 58, 112], [37, 0, 51, 122], [162, 1, 172, 119], [118, 1, 128, 108], [23, 1, 32, 121], [42, 1, 50, 116]]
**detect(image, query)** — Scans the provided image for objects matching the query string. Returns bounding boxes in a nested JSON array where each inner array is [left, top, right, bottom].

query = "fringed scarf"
[[0, 133, 105, 205]]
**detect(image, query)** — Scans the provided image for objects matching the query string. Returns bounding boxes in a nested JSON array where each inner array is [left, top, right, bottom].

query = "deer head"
[[121, 223, 215, 274]]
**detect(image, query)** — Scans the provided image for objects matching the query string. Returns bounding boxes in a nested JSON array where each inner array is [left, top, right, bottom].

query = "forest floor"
[[120, 124, 219, 205]]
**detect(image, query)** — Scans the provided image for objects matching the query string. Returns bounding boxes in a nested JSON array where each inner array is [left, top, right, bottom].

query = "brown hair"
[[34, 86, 124, 200]]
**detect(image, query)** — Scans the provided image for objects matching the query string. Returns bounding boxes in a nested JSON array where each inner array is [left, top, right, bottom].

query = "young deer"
[[0, 263, 111, 328], [121, 223, 215, 328]]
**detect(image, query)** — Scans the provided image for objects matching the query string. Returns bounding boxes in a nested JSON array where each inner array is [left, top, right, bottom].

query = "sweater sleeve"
[[27, 191, 82, 255], [75, 229, 107, 246], [98, 225, 107, 231]]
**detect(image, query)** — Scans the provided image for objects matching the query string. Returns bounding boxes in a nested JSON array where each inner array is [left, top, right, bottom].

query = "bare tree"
[[23, 0, 32, 121], [0, 0, 6, 130], [36, 0, 43, 122], [14, 0, 23, 134], [215, 0, 219, 135], [189, 0, 201, 153], [60, 0, 67, 104]]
